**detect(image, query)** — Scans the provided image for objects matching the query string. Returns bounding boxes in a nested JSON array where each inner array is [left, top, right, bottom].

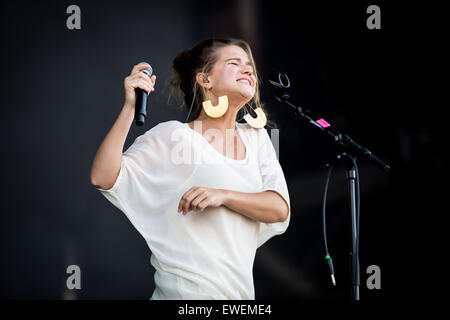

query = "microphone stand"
[[272, 86, 390, 300]]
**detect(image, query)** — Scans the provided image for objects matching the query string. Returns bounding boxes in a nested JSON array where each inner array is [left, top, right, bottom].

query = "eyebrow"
[[225, 57, 253, 66]]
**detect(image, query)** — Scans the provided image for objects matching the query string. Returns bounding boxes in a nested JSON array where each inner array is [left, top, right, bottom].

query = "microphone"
[[268, 71, 291, 101], [268, 71, 290, 89], [135, 62, 153, 126]]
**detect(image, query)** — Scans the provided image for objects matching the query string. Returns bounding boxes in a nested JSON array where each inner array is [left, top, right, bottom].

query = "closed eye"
[[228, 61, 255, 74]]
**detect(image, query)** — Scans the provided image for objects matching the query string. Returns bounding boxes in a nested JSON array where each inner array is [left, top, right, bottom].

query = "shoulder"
[[132, 120, 195, 153], [126, 121, 186, 150], [140, 120, 186, 140], [149, 120, 185, 134]]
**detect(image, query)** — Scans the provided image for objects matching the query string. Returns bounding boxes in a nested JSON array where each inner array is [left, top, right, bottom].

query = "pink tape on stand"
[[316, 118, 331, 128]]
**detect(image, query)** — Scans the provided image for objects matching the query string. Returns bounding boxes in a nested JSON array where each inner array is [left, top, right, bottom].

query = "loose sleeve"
[[94, 130, 152, 215], [94, 121, 194, 233], [256, 127, 291, 248]]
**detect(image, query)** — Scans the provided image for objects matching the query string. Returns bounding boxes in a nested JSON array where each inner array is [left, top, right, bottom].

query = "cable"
[[322, 154, 361, 290], [322, 162, 336, 286], [185, 84, 197, 122]]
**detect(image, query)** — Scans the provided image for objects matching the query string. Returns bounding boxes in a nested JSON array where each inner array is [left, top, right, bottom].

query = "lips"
[[236, 77, 252, 86]]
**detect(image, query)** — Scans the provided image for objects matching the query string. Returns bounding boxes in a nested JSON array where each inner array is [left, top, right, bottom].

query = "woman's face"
[[206, 45, 257, 105]]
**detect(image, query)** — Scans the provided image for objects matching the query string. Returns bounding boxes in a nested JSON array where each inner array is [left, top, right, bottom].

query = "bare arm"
[[178, 187, 289, 223], [90, 63, 156, 190], [89, 104, 135, 189], [222, 190, 289, 223]]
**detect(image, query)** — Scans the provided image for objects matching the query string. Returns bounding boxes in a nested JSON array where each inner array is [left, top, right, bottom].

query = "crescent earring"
[[243, 104, 267, 128], [202, 95, 229, 118]]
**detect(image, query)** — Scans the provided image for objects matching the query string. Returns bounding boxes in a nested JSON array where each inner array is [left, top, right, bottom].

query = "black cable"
[[322, 162, 336, 286]]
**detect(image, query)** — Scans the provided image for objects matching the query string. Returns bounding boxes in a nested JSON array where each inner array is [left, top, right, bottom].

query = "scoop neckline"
[[181, 121, 249, 163]]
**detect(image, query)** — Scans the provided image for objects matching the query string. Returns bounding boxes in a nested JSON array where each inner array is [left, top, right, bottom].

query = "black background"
[[0, 0, 442, 300]]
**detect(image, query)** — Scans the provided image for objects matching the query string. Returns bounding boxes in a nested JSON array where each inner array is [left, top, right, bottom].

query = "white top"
[[95, 120, 291, 299]]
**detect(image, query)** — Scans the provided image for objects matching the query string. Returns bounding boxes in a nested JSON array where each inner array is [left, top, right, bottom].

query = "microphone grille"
[[138, 62, 153, 77]]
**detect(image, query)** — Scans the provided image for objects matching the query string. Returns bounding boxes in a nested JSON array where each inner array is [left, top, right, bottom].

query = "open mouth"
[[237, 79, 252, 86]]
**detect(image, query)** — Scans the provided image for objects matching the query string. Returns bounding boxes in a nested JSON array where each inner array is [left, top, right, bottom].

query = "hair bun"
[[173, 50, 196, 75]]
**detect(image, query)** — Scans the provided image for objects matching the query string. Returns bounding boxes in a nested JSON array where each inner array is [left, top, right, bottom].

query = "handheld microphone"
[[135, 62, 153, 126]]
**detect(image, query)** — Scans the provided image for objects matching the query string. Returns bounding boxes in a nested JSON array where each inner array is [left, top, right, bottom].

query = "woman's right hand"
[[123, 63, 156, 108]]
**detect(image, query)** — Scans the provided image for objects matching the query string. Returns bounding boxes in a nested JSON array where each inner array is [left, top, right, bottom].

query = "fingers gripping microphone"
[[135, 62, 153, 126]]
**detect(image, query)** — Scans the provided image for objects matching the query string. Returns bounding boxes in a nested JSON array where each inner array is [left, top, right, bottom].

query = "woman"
[[90, 38, 291, 300]]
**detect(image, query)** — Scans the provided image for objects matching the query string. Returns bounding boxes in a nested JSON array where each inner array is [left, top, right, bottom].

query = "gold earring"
[[202, 95, 228, 118], [243, 104, 267, 128]]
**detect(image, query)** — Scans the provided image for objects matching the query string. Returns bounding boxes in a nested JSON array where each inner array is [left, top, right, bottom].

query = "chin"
[[226, 88, 255, 105], [238, 88, 255, 100]]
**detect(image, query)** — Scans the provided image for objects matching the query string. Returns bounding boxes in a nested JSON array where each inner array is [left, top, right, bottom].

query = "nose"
[[241, 65, 254, 76]]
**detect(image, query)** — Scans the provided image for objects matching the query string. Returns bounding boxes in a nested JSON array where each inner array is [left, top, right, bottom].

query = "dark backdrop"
[[0, 0, 440, 300]]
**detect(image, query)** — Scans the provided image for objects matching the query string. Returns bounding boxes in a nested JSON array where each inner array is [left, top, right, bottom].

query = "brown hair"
[[168, 38, 274, 127]]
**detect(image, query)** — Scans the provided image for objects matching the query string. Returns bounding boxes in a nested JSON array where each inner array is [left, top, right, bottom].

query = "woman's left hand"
[[178, 186, 227, 215]]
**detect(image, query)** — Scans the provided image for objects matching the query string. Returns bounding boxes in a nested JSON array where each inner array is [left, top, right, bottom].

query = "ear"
[[196, 72, 211, 89]]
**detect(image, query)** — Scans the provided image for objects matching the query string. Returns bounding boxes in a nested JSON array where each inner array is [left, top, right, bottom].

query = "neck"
[[195, 104, 241, 132]]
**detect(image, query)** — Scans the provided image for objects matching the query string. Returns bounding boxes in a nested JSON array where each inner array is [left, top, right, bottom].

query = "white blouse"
[[95, 120, 291, 299]]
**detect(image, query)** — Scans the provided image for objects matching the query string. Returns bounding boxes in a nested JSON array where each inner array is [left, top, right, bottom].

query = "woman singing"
[[90, 38, 291, 300]]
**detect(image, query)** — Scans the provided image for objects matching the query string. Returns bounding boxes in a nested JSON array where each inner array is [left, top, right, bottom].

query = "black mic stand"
[[272, 85, 390, 300], [334, 152, 361, 300], [347, 158, 360, 300]]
